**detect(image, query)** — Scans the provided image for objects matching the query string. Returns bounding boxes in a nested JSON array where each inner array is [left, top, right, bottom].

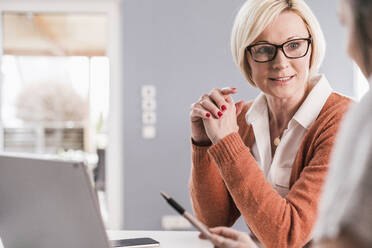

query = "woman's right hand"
[[190, 87, 238, 145], [206, 227, 258, 248]]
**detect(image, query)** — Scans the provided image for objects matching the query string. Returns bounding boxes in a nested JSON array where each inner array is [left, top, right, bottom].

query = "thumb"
[[235, 100, 245, 116]]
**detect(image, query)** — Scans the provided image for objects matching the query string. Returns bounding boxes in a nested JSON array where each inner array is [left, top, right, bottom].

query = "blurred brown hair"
[[349, 0, 372, 73]]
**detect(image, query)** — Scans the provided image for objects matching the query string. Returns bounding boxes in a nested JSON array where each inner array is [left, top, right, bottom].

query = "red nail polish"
[[218, 111, 223, 117], [221, 105, 227, 111], [232, 87, 237, 90], [206, 113, 211, 118]]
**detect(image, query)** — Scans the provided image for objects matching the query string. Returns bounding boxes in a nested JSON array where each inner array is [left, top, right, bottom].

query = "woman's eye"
[[256, 46, 273, 54], [287, 42, 300, 49]]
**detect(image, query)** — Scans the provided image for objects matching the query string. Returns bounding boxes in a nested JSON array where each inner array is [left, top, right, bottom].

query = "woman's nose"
[[271, 49, 289, 70]]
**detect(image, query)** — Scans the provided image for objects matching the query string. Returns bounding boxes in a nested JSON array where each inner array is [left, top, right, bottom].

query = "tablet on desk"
[[111, 237, 160, 247]]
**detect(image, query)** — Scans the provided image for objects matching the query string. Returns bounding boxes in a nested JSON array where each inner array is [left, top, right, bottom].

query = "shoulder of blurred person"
[[313, 76, 372, 248]]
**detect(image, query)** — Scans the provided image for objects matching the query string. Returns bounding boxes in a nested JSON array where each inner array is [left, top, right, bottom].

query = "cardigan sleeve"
[[207, 113, 343, 248], [189, 143, 240, 227], [188, 103, 252, 227]]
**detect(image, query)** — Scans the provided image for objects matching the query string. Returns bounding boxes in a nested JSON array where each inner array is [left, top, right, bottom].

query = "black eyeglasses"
[[246, 37, 312, 63]]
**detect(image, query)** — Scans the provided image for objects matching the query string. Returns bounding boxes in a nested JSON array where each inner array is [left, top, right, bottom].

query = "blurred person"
[[189, 0, 351, 247], [313, 0, 372, 247]]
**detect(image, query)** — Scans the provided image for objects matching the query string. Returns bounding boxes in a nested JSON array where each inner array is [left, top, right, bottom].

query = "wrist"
[[210, 134, 226, 145], [211, 130, 238, 145]]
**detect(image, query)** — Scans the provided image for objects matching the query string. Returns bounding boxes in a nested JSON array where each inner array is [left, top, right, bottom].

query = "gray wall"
[[122, 0, 354, 230], [309, 0, 354, 94]]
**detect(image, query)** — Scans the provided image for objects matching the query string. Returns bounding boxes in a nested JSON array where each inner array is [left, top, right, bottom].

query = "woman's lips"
[[269, 75, 295, 86]]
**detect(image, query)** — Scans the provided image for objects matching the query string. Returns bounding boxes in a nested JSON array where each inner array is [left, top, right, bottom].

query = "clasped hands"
[[190, 87, 244, 145]]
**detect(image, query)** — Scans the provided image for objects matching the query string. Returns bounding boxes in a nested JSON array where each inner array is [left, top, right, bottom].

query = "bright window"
[[1, 55, 110, 152], [353, 62, 369, 101]]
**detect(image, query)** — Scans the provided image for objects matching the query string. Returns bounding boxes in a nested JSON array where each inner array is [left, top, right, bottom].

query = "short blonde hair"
[[231, 0, 326, 86]]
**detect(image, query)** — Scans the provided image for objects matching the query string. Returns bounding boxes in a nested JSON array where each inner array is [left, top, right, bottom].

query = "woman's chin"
[[267, 88, 300, 100]]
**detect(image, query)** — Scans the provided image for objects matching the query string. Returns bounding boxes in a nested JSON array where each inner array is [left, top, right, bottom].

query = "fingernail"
[[221, 105, 227, 111], [206, 113, 211, 118], [218, 111, 223, 117], [231, 87, 237, 90]]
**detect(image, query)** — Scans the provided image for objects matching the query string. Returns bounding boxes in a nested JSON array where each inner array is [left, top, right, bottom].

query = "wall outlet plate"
[[161, 215, 192, 230], [141, 85, 156, 98], [142, 112, 156, 125], [142, 99, 156, 111]]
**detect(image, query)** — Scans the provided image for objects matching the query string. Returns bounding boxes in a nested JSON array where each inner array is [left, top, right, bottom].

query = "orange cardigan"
[[189, 93, 351, 248]]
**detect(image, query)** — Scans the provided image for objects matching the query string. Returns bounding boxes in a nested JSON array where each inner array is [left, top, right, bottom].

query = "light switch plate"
[[142, 125, 156, 139]]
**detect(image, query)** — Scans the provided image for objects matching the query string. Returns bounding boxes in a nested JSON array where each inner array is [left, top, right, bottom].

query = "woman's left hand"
[[201, 88, 240, 144]]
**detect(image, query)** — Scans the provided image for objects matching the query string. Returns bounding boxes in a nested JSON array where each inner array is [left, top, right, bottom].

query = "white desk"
[[107, 230, 214, 248], [0, 230, 213, 248]]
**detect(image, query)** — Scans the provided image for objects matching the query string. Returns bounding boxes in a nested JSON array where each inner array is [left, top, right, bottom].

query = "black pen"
[[160, 192, 212, 239]]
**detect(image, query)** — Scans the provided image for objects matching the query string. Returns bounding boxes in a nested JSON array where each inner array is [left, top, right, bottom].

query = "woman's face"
[[338, 0, 368, 76], [247, 11, 311, 100]]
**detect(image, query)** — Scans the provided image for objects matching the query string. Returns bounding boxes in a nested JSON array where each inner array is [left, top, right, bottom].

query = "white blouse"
[[245, 74, 333, 197]]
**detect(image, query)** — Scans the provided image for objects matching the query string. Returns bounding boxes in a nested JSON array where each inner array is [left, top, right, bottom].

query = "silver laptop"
[[0, 153, 111, 248]]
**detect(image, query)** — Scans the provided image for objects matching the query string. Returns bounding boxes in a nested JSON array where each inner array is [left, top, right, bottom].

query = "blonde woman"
[[203, 0, 372, 247], [189, 0, 351, 247]]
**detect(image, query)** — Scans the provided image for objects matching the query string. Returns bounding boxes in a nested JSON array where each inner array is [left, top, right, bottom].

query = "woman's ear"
[[309, 44, 313, 70]]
